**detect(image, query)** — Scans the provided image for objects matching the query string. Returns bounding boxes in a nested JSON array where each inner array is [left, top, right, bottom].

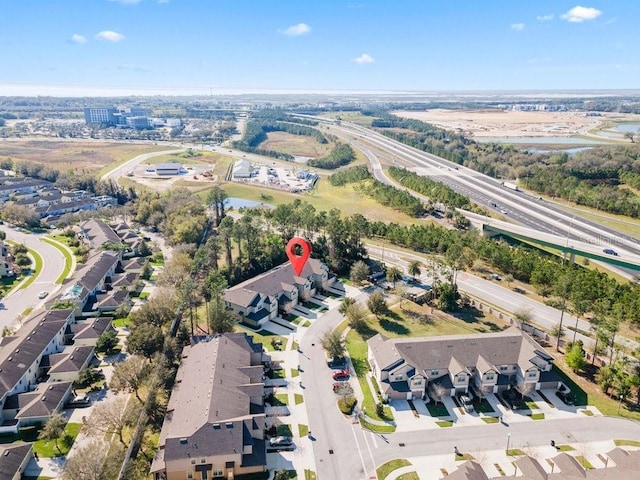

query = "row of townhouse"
[[0, 239, 11, 277], [0, 219, 150, 479], [367, 327, 560, 402], [0, 175, 117, 225], [223, 258, 338, 327]]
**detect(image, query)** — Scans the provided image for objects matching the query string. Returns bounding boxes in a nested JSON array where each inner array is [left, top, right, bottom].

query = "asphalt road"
[[100, 148, 186, 184], [299, 285, 640, 479], [328, 122, 640, 270], [366, 244, 639, 354], [0, 226, 67, 330]]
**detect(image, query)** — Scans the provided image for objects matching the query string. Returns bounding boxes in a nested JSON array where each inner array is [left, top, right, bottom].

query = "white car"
[[38, 291, 48, 299]]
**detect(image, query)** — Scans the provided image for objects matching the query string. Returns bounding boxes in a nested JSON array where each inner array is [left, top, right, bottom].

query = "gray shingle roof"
[[0, 443, 32, 480], [15, 381, 72, 419], [0, 310, 73, 401], [47, 346, 94, 375], [160, 333, 264, 449], [79, 219, 122, 248]]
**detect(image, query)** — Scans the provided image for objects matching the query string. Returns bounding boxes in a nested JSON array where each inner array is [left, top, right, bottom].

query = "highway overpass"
[[464, 211, 640, 270]]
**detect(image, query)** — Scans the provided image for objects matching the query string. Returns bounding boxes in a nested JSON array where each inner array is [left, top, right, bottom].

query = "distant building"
[[232, 159, 253, 178], [156, 163, 182, 176], [84, 107, 116, 125], [0, 240, 12, 278], [125, 116, 151, 129]]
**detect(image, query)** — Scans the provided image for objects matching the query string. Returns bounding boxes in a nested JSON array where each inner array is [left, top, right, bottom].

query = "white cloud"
[[353, 53, 375, 65], [536, 14, 554, 21], [95, 31, 125, 42], [70, 34, 86, 44], [511, 23, 525, 31], [279, 23, 311, 36], [561, 6, 602, 23]]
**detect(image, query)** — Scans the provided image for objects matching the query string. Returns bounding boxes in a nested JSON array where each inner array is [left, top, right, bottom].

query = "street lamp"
[[505, 433, 511, 455], [618, 395, 624, 414]]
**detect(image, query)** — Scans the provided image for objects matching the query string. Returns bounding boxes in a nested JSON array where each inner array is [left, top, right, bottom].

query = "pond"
[[225, 197, 274, 209], [614, 123, 640, 133]]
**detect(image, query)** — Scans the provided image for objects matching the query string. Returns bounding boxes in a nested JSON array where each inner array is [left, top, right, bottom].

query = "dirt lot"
[[0, 138, 165, 173], [260, 131, 332, 158], [394, 109, 639, 138]]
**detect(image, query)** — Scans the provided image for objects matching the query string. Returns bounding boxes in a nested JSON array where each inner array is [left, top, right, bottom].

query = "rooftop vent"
[[179, 438, 188, 445], [48, 385, 53, 390], [225, 423, 233, 429], [213, 424, 221, 429]]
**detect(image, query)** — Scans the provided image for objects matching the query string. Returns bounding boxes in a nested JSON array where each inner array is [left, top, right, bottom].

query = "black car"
[[556, 390, 575, 405], [327, 356, 347, 369]]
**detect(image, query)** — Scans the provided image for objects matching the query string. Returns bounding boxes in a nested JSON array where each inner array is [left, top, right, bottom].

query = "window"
[[187, 471, 193, 479], [213, 468, 224, 477], [456, 375, 466, 383], [201, 458, 206, 464], [191, 459, 196, 465], [500, 365, 508, 371], [430, 369, 439, 376], [485, 373, 495, 380], [528, 371, 537, 378]]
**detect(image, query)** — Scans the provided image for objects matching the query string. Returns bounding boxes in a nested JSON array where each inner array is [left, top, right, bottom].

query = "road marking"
[[361, 428, 377, 475], [350, 422, 369, 477]]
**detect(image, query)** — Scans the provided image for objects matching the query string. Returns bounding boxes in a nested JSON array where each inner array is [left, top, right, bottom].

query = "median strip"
[[41, 237, 75, 283], [20, 247, 43, 290]]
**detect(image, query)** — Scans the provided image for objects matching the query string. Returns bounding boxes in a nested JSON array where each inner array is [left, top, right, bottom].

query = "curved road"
[[100, 148, 186, 184], [0, 226, 67, 330]]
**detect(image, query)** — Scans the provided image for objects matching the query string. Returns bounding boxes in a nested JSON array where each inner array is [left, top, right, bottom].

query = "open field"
[[393, 109, 640, 139], [260, 131, 332, 158], [0, 139, 167, 173]]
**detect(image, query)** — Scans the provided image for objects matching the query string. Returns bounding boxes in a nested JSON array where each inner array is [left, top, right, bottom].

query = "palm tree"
[[386, 266, 402, 287], [407, 260, 423, 281]]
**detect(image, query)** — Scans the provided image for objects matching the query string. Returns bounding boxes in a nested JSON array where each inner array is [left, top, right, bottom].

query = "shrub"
[[338, 396, 357, 415]]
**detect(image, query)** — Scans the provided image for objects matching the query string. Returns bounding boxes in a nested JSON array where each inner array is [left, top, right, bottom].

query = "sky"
[[1, 0, 638, 96]]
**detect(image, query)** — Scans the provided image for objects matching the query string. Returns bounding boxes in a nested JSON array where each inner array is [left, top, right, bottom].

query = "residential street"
[[0, 225, 67, 330]]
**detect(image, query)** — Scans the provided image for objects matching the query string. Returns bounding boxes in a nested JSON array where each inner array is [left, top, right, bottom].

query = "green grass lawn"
[[474, 398, 496, 414], [436, 420, 454, 427], [33, 423, 82, 457], [275, 393, 289, 406], [576, 455, 594, 469], [234, 326, 286, 353], [294, 394, 304, 405], [427, 402, 450, 417], [396, 473, 420, 480], [376, 459, 412, 480], [557, 444, 575, 452], [290, 368, 300, 378], [530, 413, 545, 420], [41, 237, 74, 283], [112, 317, 130, 328], [298, 424, 309, 437], [359, 418, 396, 433], [507, 449, 525, 456], [138, 292, 150, 300], [614, 439, 640, 447], [20, 246, 43, 290], [276, 424, 292, 437], [304, 470, 317, 480], [482, 417, 500, 424]]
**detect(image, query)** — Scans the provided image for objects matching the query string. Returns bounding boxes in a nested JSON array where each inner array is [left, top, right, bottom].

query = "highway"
[[325, 122, 640, 267], [0, 226, 67, 330]]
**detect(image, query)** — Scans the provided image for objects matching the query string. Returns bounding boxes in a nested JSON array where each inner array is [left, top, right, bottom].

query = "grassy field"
[[0, 139, 167, 175], [33, 422, 82, 457], [260, 131, 333, 158], [143, 151, 219, 166]]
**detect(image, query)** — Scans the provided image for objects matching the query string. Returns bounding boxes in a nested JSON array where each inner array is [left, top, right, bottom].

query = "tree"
[[407, 260, 422, 280], [350, 260, 369, 286], [208, 297, 238, 334], [321, 330, 346, 360], [95, 330, 118, 354], [87, 396, 137, 446], [61, 439, 107, 480], [428, 382, 447, 405], [39, 413, 66, 454], [74, 365, 103, 389], [437, 282, 459, 312], [109, 355, 150, 402], [126, 323, 164, 360], [565, 341, 587, 373], [345, 302, 367, 333], [367, 290, 387, 318], [513, 307, 533, 326], [386, 266, 402, 286], [338, 297, 356, 315]]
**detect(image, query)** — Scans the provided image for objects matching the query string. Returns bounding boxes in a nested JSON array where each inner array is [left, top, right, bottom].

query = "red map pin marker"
[[286, 237, 312, 276]]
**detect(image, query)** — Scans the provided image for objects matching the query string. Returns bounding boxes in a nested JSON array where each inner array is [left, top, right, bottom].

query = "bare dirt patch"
[[394, 109, 639, 138], [260, 131, 332, 158], [0, 139, 165, 173]]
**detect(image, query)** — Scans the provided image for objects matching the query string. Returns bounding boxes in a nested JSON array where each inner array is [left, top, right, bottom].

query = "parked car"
[[603, 248, 619, 256], [556, 390, 575, 405], [269, 436, 293, 447], [38, 291, 48, 299], [66, 395, 91, 408], [460, 394, 474, 413], [327, 356, 347, 369], [332, 369, 350, 381]]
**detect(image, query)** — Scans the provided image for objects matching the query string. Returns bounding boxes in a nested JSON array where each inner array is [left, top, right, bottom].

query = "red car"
[[332, 368, 350, 381]]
